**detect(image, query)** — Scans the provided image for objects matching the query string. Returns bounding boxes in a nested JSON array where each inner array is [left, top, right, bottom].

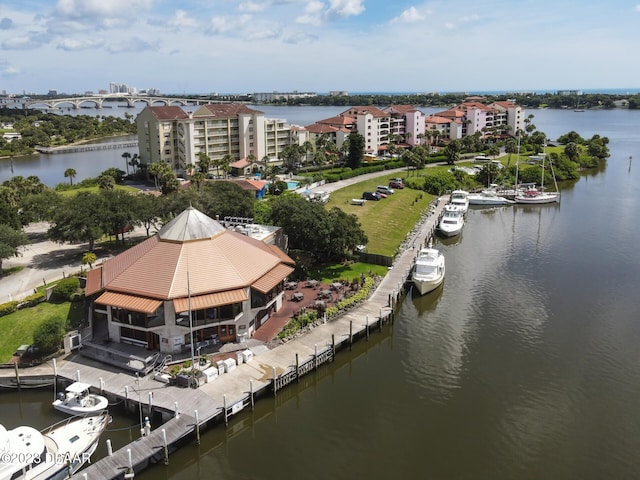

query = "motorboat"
[[449, 190, 469, 213], [468, 188, 513, 206], [438, 205, 465, 237], [412, 242, 445, 295], [0, 411, 109, 480], [52, 382, 109, 416]]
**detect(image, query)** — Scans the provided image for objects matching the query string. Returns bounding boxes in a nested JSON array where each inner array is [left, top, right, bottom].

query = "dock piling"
[[365, 315, 369, 340], [162, 429, 169, 465], [272, 367, 277, 397], [106, 439, 113, 456], [13, 362, 20, 391], [174, 401, 179, 419], [223, 395, 228, 426], [296, 353, 300, 382], [349, 321, 353, 350], [314, 344, 318, 371], [194, 410, 200, 445], [124, 386, 129, 410], [124, 448, 134, 479], [99, 377, 104, 393], [331, 334, 335, 361], [250, 379, 254, 411]]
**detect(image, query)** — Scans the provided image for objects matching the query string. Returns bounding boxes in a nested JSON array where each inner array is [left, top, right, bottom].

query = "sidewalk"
[[0, 223, 149, 303]]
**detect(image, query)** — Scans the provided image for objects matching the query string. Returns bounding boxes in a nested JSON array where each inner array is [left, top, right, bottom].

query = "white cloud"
[[391, 6, 427, 24], [636, 4, 640, 12], [239, 1, 268, 13], [1, 34, 49, 50], [167, 10, 199, 30], [0, 60, 19, 77], [207, 15, 252, 35], [54, 0, 155, 20], [247, 28, 282, 41], [283, 32, 318, 44], [327, 0, 365, 18], [107, 36, 158, 54], [297, 0, 364, 25], [57, 38, 105, 51]]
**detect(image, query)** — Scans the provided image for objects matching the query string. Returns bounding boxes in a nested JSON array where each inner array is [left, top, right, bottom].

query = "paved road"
[[0, 223, 148, 303]]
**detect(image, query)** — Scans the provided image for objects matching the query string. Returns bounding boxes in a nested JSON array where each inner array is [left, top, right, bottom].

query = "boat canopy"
[[65, 382, 92, 394]]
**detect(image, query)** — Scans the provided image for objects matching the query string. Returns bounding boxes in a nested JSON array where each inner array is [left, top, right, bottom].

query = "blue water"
[[287, 181, 299, 190]]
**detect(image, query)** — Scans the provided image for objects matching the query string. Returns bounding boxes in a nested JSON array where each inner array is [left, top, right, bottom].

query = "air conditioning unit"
[[64, 331, 82, 354]]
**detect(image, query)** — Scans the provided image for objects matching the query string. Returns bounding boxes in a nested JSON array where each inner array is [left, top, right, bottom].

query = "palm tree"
[[505, 138, 518, 167], [64, 168, 77, 186], [129, 153, 139, 174], [122, 152, 131, 176], [191, 172, 206, 191]]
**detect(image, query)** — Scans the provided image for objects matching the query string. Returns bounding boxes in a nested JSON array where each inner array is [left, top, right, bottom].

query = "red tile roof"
[[147, 106, 190, 120], [196, 103, 263, 117], [341, 106, 388, 118]]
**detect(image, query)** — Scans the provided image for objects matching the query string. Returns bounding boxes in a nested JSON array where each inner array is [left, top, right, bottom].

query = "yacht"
[[438, 205, 465, 237], [449, 190, 469, 213], [412, 242, 445, 295], [52, 382, 109, 416], [467, 188, 513, 206], [0, 411, 109, 480]]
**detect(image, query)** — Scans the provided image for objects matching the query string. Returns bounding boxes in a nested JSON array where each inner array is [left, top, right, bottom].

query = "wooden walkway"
[[3, 196, 448, 480]]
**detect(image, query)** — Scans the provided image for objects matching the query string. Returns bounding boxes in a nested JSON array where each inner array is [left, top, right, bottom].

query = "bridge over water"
[[21, 94, 240, 110]]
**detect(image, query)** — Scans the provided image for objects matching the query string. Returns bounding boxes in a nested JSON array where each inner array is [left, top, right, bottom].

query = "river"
[[1, 106, 639, 479]]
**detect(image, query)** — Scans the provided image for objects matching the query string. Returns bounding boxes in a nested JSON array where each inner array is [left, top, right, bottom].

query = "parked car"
[[376, 185, 395, 195], [389, 179, 404, 189], [362, 191, 381, 201]]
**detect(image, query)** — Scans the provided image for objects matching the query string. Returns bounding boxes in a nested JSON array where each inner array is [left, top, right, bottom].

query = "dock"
[[3, 196, 448, 480], [35, 141, 138, 154]]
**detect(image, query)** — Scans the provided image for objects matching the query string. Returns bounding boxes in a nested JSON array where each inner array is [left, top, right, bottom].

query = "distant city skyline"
[[1, 0, 640, 95]]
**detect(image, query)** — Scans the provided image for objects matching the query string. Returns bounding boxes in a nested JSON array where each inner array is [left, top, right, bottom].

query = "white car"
[[376, 185, 395, 195]]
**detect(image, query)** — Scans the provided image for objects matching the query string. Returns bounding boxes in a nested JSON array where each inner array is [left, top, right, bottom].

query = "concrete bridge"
[[22, 94, 227, 110]]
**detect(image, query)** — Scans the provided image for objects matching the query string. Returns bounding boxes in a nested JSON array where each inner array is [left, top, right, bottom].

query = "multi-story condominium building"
[[252, 91, 317, 102], [427, 100, 524, 142], [382, 105, 426, 147], [339, 106, 390, 155], [136, 104, 305, 174]]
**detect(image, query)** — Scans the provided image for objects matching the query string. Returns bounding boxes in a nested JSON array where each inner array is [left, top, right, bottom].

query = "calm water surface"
[[0, 107, 639, 479]]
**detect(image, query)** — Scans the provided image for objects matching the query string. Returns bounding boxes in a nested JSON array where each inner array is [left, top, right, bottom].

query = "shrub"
[[33, 315, 67, 354], [20, 291, 46, 308], [51, 277, 81, 302], [0, 301, 19, 317]]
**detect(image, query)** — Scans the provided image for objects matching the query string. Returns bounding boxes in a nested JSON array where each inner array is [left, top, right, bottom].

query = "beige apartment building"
[[136, 104, 306, 174]]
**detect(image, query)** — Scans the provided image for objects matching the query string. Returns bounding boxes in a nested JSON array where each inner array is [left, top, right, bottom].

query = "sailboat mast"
[[515, 134, 520, 190]]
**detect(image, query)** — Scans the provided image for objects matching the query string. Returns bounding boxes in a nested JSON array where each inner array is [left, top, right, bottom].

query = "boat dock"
[[35, 141, 138, 154], [4, 197, 448, 480]]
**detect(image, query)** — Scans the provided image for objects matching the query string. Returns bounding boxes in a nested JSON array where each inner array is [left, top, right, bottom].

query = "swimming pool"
[[287, 181, 299, 190]]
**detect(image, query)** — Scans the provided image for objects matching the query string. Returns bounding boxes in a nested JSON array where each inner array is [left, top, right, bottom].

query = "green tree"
[[64, 168, 77, 186], [347, 132, 365, 169], [199, 181, 255, 219], [0, 223, 29, 274], [82, 251, 97, 269], [48, 191, 105, 251], [191, 172, 206, 191], [564, 142, 580, 163], [444, 140, 461, 165], [504, 138, 518, 167], [122, 152, 132, 176], [100, 189, 138, 245], [197, 152, 212, 175], [32, 316, 66, 354], [97, 173, 115, 190]]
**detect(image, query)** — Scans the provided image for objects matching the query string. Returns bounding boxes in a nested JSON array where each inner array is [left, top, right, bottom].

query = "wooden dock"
[[4, 196, 448, 480], [35, 141, 138, 154]]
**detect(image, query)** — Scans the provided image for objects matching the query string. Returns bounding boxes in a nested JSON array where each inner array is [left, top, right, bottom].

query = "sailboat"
[[574, 99, 585, 112], [514, 143, 560, 204]]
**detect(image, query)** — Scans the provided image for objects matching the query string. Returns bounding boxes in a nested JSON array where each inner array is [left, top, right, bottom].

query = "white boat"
[[52, 382, 109, 416], [0, 411, 109, 480], [438, 205, 465, 237], [468, 188, 513, 206], [412, 242, 445, 295], [449, 190, 469, 213]]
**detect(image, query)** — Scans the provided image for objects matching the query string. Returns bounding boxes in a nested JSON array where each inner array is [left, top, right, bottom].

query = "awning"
[[251, 264, 295, 294], [95, 291, 162, 314], [173, 288, 248, 314]]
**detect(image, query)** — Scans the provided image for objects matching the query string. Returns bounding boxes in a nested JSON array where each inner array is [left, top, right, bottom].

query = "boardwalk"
[[2, 195, 448, 480]]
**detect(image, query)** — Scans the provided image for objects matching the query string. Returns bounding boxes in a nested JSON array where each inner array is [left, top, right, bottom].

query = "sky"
[[1, 0, 639, 95]]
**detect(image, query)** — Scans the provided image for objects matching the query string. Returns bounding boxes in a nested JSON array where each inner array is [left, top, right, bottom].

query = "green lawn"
[[312, 262, 389, 283], [0, 301, 85, 363], [57, 184, 139, 197], [326, 173, 436, 256]]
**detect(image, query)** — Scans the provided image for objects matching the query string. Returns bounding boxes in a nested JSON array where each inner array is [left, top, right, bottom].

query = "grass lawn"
[[0, 300, 86, 363], [57, 184, 139, 197], [311, 262, 389, 283], [325, 173, 436, 256]]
